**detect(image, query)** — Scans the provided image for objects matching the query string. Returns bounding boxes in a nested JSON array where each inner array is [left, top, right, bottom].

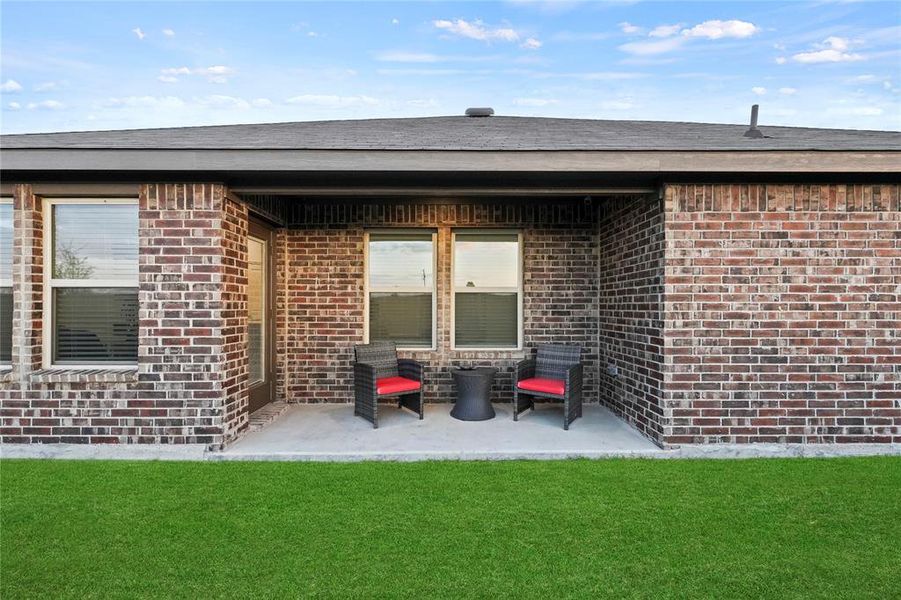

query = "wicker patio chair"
[[353, 341, 424, 428], [513, 344, 583, 430]]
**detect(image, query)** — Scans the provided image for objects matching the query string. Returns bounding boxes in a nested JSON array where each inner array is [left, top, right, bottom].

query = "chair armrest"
[[354, 362, 378, 390], [397, 359, 423, 382], [515, 358, 536, 383], [565, 363, 583, 395]]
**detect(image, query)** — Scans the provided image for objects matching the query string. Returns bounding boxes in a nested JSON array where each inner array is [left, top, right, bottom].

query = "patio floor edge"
[[2, 443, 898, 461]]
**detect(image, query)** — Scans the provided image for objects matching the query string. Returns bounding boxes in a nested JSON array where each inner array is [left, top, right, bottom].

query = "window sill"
[[451, 349, 527, 359], [29, 368, 139, 384]]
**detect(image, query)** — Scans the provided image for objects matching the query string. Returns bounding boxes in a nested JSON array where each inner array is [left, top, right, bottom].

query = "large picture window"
[[366, 231, 436, 349], [44, 199, 139, 366], [0, 199, 11, 365], [452, 231, 522, 350]]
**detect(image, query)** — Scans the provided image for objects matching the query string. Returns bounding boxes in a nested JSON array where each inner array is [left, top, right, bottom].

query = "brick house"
[[0, 113, 898, 448]]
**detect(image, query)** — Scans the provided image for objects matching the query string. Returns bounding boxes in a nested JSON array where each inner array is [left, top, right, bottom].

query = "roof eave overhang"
[[2, 148, 900, 174]]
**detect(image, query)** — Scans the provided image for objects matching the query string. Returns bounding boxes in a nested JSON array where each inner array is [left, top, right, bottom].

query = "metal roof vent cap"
[[465, 107, 494, 117], [743, 104, 765, 138]]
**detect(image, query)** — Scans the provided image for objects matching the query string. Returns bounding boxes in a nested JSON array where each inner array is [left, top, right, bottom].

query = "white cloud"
[[162, 28, 175, 37], [775, 56, 787, 65], [520, 37, 542, 50], [159, 65, 235, 83], [285, 94, 379, 108], [681, 20, 758, 40], [160, 67, 192, 76], [619, 36, 685, 56], [0, 79, 23, 93], [619, 19, 759, 55], [391, 18, 399, 25], [433, 19, 520, 43], [792, 37, 863, 64], [34, 81, 60, 92], [27, 100, 65, 110], [132, 27, 146, 40], [649, 24, 681, 38], [619, 22, 641, 35], [7, 101, 21, 110], [512, 97, 557, 106], [824, 36, 850, 51], [779, 87, 797, 95], [751, 86, 767, 95], [252, 98, 272, 108]]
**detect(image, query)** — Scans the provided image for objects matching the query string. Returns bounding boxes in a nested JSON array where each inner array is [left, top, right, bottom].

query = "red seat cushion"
[[376, 376, 421, 395], [517, 377, 565, 396]]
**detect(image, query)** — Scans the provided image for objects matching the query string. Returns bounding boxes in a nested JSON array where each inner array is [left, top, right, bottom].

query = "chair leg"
[[354, 394, 378, 428], [419, 392, 424, 419], [513, 389, 519, 421]]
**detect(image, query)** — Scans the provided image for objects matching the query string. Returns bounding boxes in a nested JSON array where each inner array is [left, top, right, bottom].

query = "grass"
[[1, 458, 899, 599]]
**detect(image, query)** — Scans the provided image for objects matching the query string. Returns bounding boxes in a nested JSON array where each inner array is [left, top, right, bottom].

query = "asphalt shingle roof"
[[2, 116, 899, 151]]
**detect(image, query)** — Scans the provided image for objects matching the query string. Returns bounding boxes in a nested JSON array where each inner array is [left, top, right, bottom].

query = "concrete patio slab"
[[215, 403, 663, 461], [3, 404, 897, 461]]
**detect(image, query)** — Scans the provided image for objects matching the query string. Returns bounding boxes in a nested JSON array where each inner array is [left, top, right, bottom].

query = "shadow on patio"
[[216, 403, 662, 461]]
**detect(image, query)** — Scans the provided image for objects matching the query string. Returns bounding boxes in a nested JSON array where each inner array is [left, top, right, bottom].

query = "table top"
[[451, 367, 498, 377]]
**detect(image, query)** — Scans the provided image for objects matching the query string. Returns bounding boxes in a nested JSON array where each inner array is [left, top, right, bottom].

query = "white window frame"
[[0, 197, 12, 367], [42, 197, 139, 369], [363, 229, 438, 351], [451, 229, 524, 351]]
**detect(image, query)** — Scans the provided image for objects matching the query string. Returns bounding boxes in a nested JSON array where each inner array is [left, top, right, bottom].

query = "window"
[[44, 199, 139, 366], [247, 235, 266, 385], [366, 231, 436, 349], [0, 199, 11, 365], [452, 231, 522, 349]]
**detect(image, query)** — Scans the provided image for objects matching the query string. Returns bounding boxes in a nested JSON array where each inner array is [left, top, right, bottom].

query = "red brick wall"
[[598, 194, 666, 444], [663, 184, 901, 444], [1, 184, 248, 447], [276, 201, 600, 406]]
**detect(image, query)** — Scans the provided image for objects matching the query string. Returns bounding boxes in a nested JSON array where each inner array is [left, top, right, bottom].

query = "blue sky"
[[1, 1, 899, 133]]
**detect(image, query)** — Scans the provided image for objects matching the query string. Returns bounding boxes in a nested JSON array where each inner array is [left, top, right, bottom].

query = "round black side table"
[[450, 367, 497, 421]]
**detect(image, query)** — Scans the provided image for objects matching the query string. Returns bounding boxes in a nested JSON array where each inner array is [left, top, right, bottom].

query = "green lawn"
[[2, 458, 899, 599]]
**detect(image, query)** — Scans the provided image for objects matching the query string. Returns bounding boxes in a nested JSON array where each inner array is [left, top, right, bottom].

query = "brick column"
[[139, 184, 249, 447], [12, 184, 44, 375]]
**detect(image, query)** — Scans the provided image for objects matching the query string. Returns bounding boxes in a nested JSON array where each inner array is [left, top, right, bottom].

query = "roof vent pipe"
[[743, 104, 764, 138], [465, 107, 494, 117]]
